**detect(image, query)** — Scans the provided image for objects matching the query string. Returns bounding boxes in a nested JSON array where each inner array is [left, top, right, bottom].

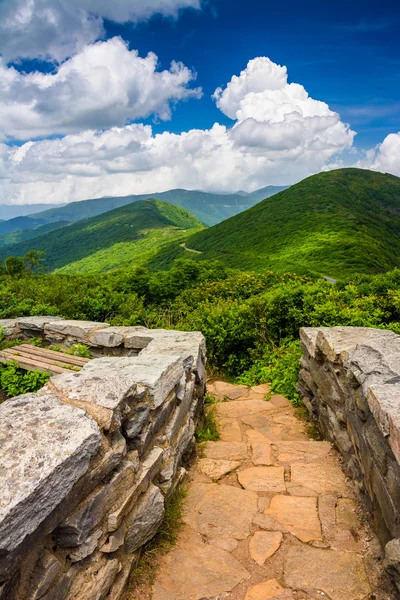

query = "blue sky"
[[0, 0, 399, 206], [106, 0, 399, 149]]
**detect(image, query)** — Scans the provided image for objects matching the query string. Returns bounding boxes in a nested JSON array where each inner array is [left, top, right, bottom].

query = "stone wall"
[[0, 318, 206, 600], [297, 326, 400, 590]]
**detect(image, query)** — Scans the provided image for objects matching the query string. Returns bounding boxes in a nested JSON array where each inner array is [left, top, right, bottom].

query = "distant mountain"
[[0, 199, 204, 272], [0, 186, 287, 239], [150, 169, 400, 278], [0, 204, 63, 220], [0, 221, 70, 248]]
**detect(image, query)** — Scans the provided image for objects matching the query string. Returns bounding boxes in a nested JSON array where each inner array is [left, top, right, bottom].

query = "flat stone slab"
[[284, 546, 371, 600], [238, 466, 286, 492], [245, 579, 286, 600], [184, 483, 258, 540], [152, 529, 250, 600], [203, 441, 248, 461], [249, 531, 283, 565], [44, 319, 109, 338], [0, 394, 101, 554], [247, 429, 273, 465], [51, 354, 183, 430], [216, 399, 274, 419], [207, 381, 249, 400], [290, 462, 349, 495], [197, 459, 241, 480], [265, 496, 322, 543], [16, 316, 64, 331], [273, 441, 332, 463], [0, 319, 18, 335], [219, 418, 243, 442]]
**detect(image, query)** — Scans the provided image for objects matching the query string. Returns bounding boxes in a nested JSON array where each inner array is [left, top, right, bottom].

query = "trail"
[[180, 242, 202, 254]]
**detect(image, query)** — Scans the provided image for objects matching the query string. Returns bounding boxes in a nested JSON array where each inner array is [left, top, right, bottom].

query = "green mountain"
[[0, 203, 62, 220], [0, 199, 205, 272], [0, 221, 70, 247], [0, 185, 287, 238], [153, 169, 400, 278]]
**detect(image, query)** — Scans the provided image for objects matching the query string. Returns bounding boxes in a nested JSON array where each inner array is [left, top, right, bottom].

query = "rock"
[[107, 556, 138, 600], [17, 316, 64, 332], [183, 483, 258, 540], [197, 458, 241, 480], [203, 441, 248, 461], [125, 484, 165, 553], [238, 466, 286, 492], [123, 327, 155, 349], [284, 546, 371, 600], [44, 320, 109, 340], [164, 375, 195, 443], [28, 550, 63, 600], [0, 394, 101, 557], [88, 327, 125, 348], [66, 556, 121, 600], [208, 381, 249, 400], [384, 538, 400, 592], [245, 579, 286, 600], [69, 529, 102, 562], [367, 385, 400, 463], [335, 498, 360, 530], [250, 384, 271, 396], [249, 531, 283, 565], [247, 430, 273, 465], [216, 399, 274, 419], [0, 319, 18, 336], [123, 405, 150, 439], [56, 460, 137, 547], [101, 525, 126, 554], [290, 462, 349, 495], [219, 418, 243, 442], [273, 441, 332, 463], [265, 496, 322, 543], [208, 537, 238, 552], [253, 513, 287, 532], [152, 529, 249, 600], [51, 354, 183, 430], [108, 447, 164, 532]]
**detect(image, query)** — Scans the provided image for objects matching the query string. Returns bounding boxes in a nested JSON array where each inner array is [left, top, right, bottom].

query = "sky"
[[0, 0, 399, 206]]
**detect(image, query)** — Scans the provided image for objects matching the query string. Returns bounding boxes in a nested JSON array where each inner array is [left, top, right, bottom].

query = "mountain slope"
[[0, 185, 287, 237], [0, 203, 63, 220], [0, 221, 69, 247], [0, 199, 204, 272], [163, 169, 400, 277]]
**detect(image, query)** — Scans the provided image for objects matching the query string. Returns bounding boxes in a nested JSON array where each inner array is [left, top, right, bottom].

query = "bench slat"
[[17, 344, 89, 367], [0, 350, 67, 374]]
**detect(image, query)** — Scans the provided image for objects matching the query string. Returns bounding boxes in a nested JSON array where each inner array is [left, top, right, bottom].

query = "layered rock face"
[[0, 318, 206, 600], [298, 326, 400, 590]]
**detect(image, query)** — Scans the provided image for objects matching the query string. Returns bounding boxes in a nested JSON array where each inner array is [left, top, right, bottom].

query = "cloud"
[[356, 133, 400, 176], [0, 37, 202, 140], [0, 56, 357, 206], [0, 0, 201, 62]]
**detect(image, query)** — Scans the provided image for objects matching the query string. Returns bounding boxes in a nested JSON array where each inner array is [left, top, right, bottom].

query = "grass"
[[195, 405, 220, 442], [126, 486, 187, 596]]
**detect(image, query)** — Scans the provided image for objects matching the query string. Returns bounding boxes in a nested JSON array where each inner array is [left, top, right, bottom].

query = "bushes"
[[0, 361, 50, 399]]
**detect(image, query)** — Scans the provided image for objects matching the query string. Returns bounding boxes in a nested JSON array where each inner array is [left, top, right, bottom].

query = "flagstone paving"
[[138, 381, 396, 599]]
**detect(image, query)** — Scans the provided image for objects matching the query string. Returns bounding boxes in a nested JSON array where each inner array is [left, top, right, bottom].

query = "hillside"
[[0, 221, 69, 247], [0, 200, 204, 272], [155, 169, 400, 278], [0, 185, 287, 238], [0, 203, 62, 220]]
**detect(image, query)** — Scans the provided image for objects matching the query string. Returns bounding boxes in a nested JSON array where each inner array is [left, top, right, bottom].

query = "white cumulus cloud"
[[0, 0, 201, 62], [0, 37, 202, 140], [356, 132, 400, 176], [0, 56, 357, 206]]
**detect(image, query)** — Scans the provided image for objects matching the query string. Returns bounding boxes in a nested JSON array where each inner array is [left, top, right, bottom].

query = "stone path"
[[138, 382, 396, 600]]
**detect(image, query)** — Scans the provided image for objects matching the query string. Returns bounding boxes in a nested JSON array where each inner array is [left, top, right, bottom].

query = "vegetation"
[[195, 405, 220, 442], [179, 169, 400, 278], [1, 255, 400, 404], [0, 199, 204, 272], [0, 221, 69, 248], [0, 361, 50, 400]]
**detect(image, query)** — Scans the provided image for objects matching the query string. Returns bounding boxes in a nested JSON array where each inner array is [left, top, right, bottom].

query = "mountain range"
[[1, 169, 399, 278]]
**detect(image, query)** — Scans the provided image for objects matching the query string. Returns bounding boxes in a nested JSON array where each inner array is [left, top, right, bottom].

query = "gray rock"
[[123, 405, 150, 439], [17, 316, 64, 332], [0, 319, 18, 336], [66, 556, 121, 600], [56, 460, 137, 547], [123, 327, 155, 349], [44, 320, 109, 340], [101, 526, 126, 554], [125, 484, 165, 553], [107, 556, 138, 600], [384, 538, 400, 592], [28, 549, 63, 600], [88, 327, 125, 348], [0, 394, 101, 554], [165, 375, 195, 444], [108, 447, 164, 532], [69, 529, 103, 562]]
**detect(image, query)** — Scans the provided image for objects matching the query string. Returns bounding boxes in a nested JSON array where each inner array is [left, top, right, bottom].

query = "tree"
[[5, 256, 26, 277], [24, 250, 46, 274]]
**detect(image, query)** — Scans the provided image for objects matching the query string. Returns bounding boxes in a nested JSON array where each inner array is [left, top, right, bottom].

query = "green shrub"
[[67, 343, 91, 358], [0, 361, 50, 398]]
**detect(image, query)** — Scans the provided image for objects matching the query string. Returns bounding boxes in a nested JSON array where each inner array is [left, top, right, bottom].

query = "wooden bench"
[[0, 344, 90, 375]]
